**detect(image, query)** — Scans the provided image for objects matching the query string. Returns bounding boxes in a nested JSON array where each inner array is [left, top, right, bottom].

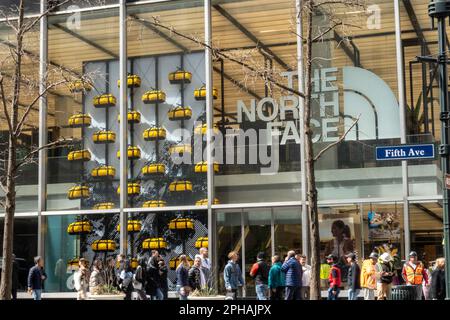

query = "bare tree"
[[0, 0, 103, 300], [133, 0, 365, 300]]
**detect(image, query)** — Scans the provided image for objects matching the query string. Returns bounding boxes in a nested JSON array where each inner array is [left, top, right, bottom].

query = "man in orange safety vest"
[[401, 251, 428, 300]]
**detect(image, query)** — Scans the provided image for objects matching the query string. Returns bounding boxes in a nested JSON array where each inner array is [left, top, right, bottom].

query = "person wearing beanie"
[[250, 251, 269, 300], [327, 254, 342, 300], [346, 252, 361, 300], [360, 252, 378, 300]]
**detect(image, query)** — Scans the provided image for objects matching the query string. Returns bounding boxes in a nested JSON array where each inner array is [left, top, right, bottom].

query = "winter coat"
[[347, 262, 361, 290], [27, 265, 47, 290], [188, 266, 202, 291], [89, 268, 104, 290], [158, 265, 168, 291], [176, 265, 190, 287], [223, 260, 244, 290], [360, 259, 377, 289], [268, 262, 286, 289], [431, 268, 446, 300], [146, 257, 160, 295], [74, 269, 90, 292], [281, 257, 302, 287], [250, 259, 269, 285]]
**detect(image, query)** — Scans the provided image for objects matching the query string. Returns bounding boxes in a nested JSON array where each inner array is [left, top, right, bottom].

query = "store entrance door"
[[216, 207, 302, 298]]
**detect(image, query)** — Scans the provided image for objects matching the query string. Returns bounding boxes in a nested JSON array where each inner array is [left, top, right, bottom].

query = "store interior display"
[[61, 53, 211, 292]]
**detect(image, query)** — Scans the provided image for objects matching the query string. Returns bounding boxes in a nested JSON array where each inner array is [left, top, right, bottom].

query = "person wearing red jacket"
[[401, 251, 429, 300], [327, 254, 341, 300]]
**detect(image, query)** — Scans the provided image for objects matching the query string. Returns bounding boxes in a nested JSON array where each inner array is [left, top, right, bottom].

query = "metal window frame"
[[395, 0, 411, 258]]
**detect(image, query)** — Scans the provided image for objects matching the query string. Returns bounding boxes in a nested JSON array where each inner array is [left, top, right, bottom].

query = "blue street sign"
[[376, 144, 435, 161]]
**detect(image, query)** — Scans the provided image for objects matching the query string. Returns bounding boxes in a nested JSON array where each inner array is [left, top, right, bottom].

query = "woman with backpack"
[[133, 257, 148, 300]]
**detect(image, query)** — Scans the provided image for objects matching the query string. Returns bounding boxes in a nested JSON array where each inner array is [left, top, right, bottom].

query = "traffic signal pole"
[[428, 0, 450, 300]]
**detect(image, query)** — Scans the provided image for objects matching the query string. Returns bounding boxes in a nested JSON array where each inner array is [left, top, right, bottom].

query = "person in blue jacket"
[[223, 251, 244, 300], [27, 256, 47, 300], [281, 250, 303, 300]]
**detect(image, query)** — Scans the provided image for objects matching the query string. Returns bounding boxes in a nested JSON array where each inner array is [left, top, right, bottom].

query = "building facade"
[[0, 0, 445, 297]]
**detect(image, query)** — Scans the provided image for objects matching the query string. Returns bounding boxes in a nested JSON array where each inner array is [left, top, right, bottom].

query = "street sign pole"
[[428, 0, 450, 300]]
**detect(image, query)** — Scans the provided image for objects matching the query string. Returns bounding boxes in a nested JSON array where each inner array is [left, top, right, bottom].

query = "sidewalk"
[[17, 290, 360, 300]]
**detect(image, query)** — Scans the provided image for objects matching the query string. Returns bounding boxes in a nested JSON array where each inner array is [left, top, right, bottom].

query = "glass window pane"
[[0, 217, 38, 292], [126, 0, 205, 208], [274, 207, 302, 258], [47, 8, 120, 211], [403, 0, 441, 197], [0, 20, 40, 212], [212, 0, 301, 204]]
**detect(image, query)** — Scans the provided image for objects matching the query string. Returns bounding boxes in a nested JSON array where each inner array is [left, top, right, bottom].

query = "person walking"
[[327, 255, 342, 300], [188, 256, 203, 292], [375, 252, 394, 300], [11, 254, 19, 300], [402, 251, 428, 300], [298, 254, 311, 300], [281, 250, 302, 300], [430, 257, 446, 300], [105, 256, 118, 288], [158, 259, 169, 300], [89, 259, 105, 295], [360, 252, 378, 300], [176, 255, 191, 300], [268, 255, 285, 300], [27, 256, 47, 301], [249, 252, 269, 300], [320, 257, 331, 290], [133, 257, 148, 300], [146, 250, 161, 300], [119, 260, 134, 300], [195, 247, 211, 288], [223, 251, 244, 300], [346, 252, 361, 300], [74, 258, 90, 300]]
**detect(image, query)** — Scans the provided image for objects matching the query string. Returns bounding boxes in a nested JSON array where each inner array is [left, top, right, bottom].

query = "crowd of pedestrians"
[[21, 246, 447, 300], [236, 249, 446, 300], [24, 247, 209, 301]]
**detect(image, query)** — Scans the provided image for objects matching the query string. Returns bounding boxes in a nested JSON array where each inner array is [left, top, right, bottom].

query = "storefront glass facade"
[[0, 0, 445, 296]]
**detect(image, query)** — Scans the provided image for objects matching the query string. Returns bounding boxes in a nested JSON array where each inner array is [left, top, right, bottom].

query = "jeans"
[[285, 286, 302, 300], [156, 288, 164, 300], [415, 284, 423, 300], [363, 288, 375, 300], [348, 289, 360, 300], [327, 287, 340, 300], [255, 284, 268, 300], [32, 289, 42, 300]]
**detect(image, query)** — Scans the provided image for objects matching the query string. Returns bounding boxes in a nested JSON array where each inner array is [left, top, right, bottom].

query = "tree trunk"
[[0, 136, 17, 300], [0, 0, 23, 300], [303, 0, 321, 300]]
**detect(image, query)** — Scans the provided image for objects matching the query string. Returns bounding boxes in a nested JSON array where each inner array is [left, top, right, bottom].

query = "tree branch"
[[22, 0, 71, 34], [14, 78, 69, 137], [313, 114, 361, 162], [133, 16, 305, 98], [0, 76, 14, 135], [14, 138, 73, 171]]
